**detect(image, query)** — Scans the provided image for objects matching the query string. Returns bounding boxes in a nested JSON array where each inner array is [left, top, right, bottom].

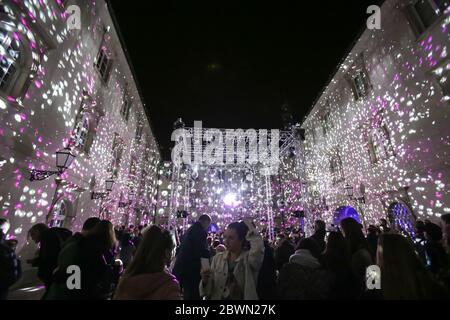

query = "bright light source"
[[223, 193, 240, 207]]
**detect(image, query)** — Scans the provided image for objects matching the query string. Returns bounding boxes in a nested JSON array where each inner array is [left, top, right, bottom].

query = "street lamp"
[[91, 178, 115, 200], [345, 183, 354, 198], [30, 147, 76, 181]]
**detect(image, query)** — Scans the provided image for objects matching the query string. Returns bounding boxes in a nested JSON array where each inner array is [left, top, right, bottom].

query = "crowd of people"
[[1, 212, 449, 300]]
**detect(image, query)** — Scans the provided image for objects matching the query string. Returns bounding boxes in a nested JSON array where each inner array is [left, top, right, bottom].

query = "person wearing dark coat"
[[172, 215, 211, 300], [310, 220, 326, 253], [27, 224, 72, 296]]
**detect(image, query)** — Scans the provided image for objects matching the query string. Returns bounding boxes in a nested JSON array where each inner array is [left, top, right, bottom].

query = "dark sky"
[[109, 0, 381, 159]]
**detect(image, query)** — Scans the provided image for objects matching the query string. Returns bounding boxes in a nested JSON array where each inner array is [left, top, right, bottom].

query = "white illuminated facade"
[[0, 0, 161, 247], [302, 0, 450, 233]]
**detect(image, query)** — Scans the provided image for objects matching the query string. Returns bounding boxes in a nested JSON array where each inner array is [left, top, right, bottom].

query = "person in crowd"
[[65, 217, 100, 246], [377, 233, 449, 299], [379, 218, 390, 233], [113, 226, 181, 300], [119, 231, 135, 269], [340, 218, 373, 298], [256, 239, 278, 300], [322, 231, 356, 299], [423, 222, 448, 276], [366, 225, 379, 261], [200, 219, 264, 300], [441, 215, 450, 253], [277, 237, 330, 299], [311, 220, 327, 253], [414, 220, 428, 265], [173, 214, 211, 300], [46, 220, 119, 300], [0, 218, 22, 300], [274, 238, 295, 272], [27, 223, 72, 297]]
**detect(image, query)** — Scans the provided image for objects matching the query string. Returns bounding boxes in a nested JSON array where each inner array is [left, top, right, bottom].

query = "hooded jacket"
[[114, 271, 181, 300]]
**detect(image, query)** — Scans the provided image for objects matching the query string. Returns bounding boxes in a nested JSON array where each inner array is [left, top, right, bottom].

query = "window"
[[135, 121, 143, 143], [73, 117, 89, 149], [95, 47, 112, 83], [50, 200, 67, 228], [432, 60, 450, 100], [330, 152, 344, 185], [108, 133, 123, 178], [408, 0, 450, 35], [352, 70, 370, 100], [368, 126, 395, 164], [0, 26, 20, 92], [321, 111, 330, 136], [120, 96, 131, 121]]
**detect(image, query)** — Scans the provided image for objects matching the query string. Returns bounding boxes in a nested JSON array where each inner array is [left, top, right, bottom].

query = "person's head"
[[81, 217, 100, 235], [198, 214, 212, 231], [314, 220, 326, 233], [415, 220, 426, 234], [296, 237, 322, 261], [377, 233, 443, 299], [340, 218, 368, 254], [424, 222, 443, 242], [213, 239, 221, 248], [125, 226, 174, 276], [380, 218, 388, 227], [0, 218, 10, 237], [224, 221, 249, 253], [28, 223, 49, 244], [90, 220, 117, 253], [323, 231, 350, 266], [368, 225, 378, 235]]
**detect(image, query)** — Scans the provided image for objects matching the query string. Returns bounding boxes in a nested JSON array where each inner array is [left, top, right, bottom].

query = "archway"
[[333, 206, 362, 226], [387, 201, 416, 238]]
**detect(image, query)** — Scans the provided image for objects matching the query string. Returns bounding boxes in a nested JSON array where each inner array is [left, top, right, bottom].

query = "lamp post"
[[91, 178, 115, 219], [30, 147, 76, 181]]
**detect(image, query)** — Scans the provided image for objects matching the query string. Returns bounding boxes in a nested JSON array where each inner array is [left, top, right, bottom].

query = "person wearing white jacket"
[[200, 219, 265, 300]]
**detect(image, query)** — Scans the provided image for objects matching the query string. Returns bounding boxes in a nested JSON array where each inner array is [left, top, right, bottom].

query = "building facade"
[[301, 0, 450, 235], [0, 0, 161, 248]]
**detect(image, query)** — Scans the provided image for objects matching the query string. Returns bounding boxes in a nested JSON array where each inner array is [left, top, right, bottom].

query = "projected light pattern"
[[0, 1, 160, 247], [302, 1, 450, 228]]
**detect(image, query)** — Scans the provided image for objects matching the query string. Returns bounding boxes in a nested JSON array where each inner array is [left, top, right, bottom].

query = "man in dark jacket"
[[27, 224, 72, 296], [173, 215, 211, 300], [311, 220, 327, 253]]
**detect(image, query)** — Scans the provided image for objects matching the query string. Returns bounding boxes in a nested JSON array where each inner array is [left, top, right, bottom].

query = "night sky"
[[109, 0, 382, 159]]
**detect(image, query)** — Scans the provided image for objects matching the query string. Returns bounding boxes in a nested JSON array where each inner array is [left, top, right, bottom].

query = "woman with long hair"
[[322, 231, 356, 299], [340, 218, 373, 298], [113, 225, 181, 300], [200, 219, 265, 300], [378, 233, 449, 299]]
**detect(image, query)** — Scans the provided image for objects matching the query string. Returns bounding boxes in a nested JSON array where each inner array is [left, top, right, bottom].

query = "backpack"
[[0, 240, 22, 289]]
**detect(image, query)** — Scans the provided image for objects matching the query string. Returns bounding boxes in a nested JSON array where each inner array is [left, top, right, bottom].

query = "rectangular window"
[[352, 70, 370, 100], [95, 47, 112, 83], [408, 0, 449, 35], [432, 61, 450, 99], [120, 97, 131, 122]]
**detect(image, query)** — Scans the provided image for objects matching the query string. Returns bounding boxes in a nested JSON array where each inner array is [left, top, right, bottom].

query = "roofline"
[[300, 0, 386, 126], [105, 0, 163, 157]]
